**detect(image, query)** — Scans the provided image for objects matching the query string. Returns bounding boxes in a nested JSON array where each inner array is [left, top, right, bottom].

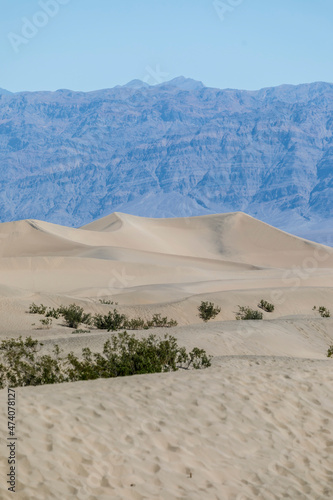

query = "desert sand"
[[0, 211, 332, 499]]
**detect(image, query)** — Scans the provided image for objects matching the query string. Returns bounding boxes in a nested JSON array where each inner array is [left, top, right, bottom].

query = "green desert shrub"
[[65, 333, 211, 381], [198, 301, 221, 322], [45, 307, 62, 319], [39, 318, 52, 329], [236, 306, 263, 320], [0, 337, 64, 388], [28, 303, 47, 315], [147, 314, 178, 328], [124, 317, 149, 330], [99, 299, 118, 305], [95, 310, 178, 331], [0, 334, 211, 389], [318, 306, 331, 318], [327, 345, 333, 357], [71, 329, 91, 334], [61, 304, 92, 329], [258, 299, 275, 313], [94, 309, 127, 331]]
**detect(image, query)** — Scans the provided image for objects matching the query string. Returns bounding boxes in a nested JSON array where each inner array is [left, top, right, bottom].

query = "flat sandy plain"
[[0, 211, 333, 499]]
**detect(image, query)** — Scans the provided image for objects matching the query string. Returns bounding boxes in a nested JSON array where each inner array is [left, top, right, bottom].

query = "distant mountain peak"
[[121, 77, 205, 91], [158, 76, 205, 90], [0, 88, 12, 95], [0, 80, 332, 244], [123, 79, 150, 89]]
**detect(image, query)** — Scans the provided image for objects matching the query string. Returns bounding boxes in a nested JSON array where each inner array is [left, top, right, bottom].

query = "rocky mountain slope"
[[0, 78, 332, 243]]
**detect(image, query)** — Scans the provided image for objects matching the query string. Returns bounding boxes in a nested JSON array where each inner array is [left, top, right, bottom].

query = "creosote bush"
[[99, 299, 118, 305], [0, 337, 63, 388], [61, 304, 92, 329], [0, 334, 211, 389], [258, 299, 274, 313], [39, 318, 52, 329], [28, 303, 47, 315], [45, 307, 62, 319], [327, 345, 333, 358], [236, 306, 263, 320], [124, 317, 149, 330], [94, 309, 127, 331], [317, 306, 330, 318], [145, 314, 178, 329], [198, 301, 221, 322]]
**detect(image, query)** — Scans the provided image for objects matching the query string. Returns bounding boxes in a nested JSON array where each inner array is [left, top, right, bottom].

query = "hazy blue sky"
[[1, 0, 332, 92]]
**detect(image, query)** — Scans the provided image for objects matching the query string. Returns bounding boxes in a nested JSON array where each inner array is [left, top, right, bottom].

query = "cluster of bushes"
[[30, 300, 332, 331], [198, 300, 333, 322], [236, 299, 275, 320], [99, 299, 118, 305], [30, 299, 278, 330], [94, 311, 177, 331], [28, 303, 178, 331], [0, 333, 211, 389], [197, 299, 275, 322], [29, 303, 92, 329], [313, 306, 331, 318]]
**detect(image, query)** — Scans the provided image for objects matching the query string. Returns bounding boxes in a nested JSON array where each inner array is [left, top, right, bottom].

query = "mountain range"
[[0, 77, 332, 243]]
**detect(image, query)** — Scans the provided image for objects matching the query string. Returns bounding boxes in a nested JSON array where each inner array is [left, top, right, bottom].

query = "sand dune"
[[0, 211, 332, 499], [0, 211, 332, 329], [82, 211, 333, 265], [0, 211, 332, 301], [0, 356, 332, 499]]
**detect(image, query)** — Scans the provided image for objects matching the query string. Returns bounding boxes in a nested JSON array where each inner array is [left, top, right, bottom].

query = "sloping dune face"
[[82, 211, 333, 265], [0, 212, 332, 304]]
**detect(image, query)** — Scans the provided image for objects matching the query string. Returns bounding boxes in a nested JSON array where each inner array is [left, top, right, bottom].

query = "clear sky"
[[1, 0, 332, 92]]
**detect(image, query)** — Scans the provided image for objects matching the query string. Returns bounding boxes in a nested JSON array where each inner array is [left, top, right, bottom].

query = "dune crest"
[[0, 211, 331, 302]]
